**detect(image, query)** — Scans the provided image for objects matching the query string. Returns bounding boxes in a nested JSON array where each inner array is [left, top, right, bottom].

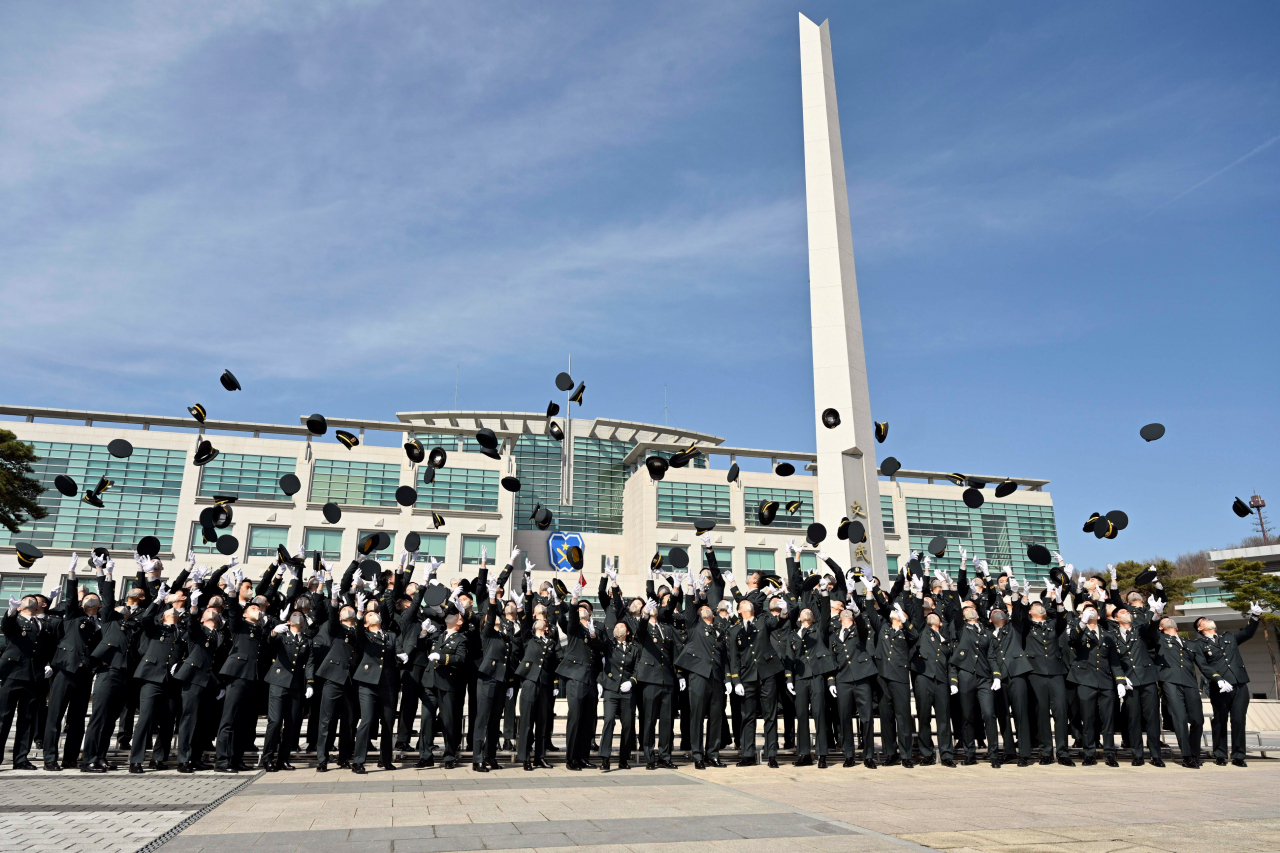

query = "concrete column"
[[799, 14, 887, 576]]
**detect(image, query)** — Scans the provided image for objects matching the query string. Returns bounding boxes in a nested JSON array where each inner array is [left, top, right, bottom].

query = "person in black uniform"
[[631, 594, 678, 769], [1149, 606, 1202, 767], [1013, 585, 1072, 765], [728, 598, 783, 767], [597, 620, 640, 770], [676, 594, 727, 769], [1108, 604, 1164, 766], [558, 595, 603, 770], [261, 611, 313, 771], [1192, 603, 1262, 767], [81, 557, 143, 772], [0, 592, 52, 770], [173, 607, 226, 772], [44, 559, 102, 771], [948, 600, 999, 766], [868, 593, 916, 767], [427, 611, 469, 769], [472, 557, 519, 770], [128, 594, 185, 772], [515, 615, 557, 770], [1064, 605, 1118, 767], [986, 599, 1034, 766], [350, 591, 403, 774], [213, 597, 270, 772], [314, 601, 362, 771], [830, 589, 878, 768], [786, 604, 836, 768], [911, 610, 956, 767]]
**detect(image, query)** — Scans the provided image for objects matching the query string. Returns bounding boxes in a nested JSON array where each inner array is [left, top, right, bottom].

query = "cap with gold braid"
[[404, 438, 425, 465], [548, 421, 564, 442], [546, 401, 560, 419], [786, 499, 803, 515], [82, 477, 112, 508], [428, 446, 447, 469], [694, 518, 717, 535], [431, 511, 446, 529], [669, 444, 701, 469], [567, 545, 584, 571], [188, 403, 206, 423], [531, 506, 551, 530], [192, 439, 219, 466], [335, 430, 359, 450], [15, 543, 43, 569], [756, 500, 779, 526], [1082, 511, 1102, 533], [994, 479, 1017, 498], [821, 408, 840, 429], [946, 473, 966, 487], [645, 456, 668, 480], [650, 552, 664, 572], [927, 536, 948, 558], [874, 421, 888, 443], [569, 382, 585, 406]]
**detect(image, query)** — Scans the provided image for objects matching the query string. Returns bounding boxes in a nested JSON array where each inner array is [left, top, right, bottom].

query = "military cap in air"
[[994, 479, 1017, 498], [431, 511, 446, 529], [322, 502, 342, 523], [548, 421, 565, 442], [1027, 543, 1052, 566], [279, 474, 301, 497], [108, 438, 134, 459], [501, 476, 521, 492], [428, 446, 448, 469], [569, 382, 585, 406], [216, 535, 238, 556], [335, 430, 359, 450], [404, 532, 421, 552], [1232, 497, 1251, 518], [188, 404, 207, 423], [646, 456, 668, 480], [1106, 510, 1128, 531], [531, 506, 551, 530], [726, 463, 739, 483], [667, 547, 689, 570], [927, 536, 947, 557], [821, 408, 840, 429], [220, 370, 241, 391], [54, 475, 78, 497], [15, 543, 42, 569], [874, 421, 889, 443], [404, 438, 425, 465], [476, 428, 498, 450], [546, 401, 560, 419], [757, 500, 779, 526], [650, 552, 664, 572], [192, 439, 219, 466], [307, 414, 328, 435], [1139, 423, 1165, 442], [879, 457, 901, 477], [774, 462, 795, 477], [396, 486, 417, 507], [1135, 567, 1158, 586], [963, 488, 984, 509], [555, 372, 574, 392], [695, 518, 717, 535], [136, 536, 162, 558], [806, 523, 826, 546]]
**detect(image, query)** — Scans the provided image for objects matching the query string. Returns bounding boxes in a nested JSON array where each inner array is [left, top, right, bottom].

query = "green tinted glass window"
[[247, 525, 290, 557], [411, 533, 447, 562], [0, 441, 185, 553], [880, 495, 896, 534], [0, 575, 47, 597], [905, 497, 1058, 582], [309, 459, 400, 507], [198, 453, 296, 501], [512, 436, 629, 535], [656, 482, 730, 523], [462, 536, 498, 566], [304, 528, 344, 561], [744, 487, 814, 530], [417, 468, 498, 512], [746, 549, 775, 571]]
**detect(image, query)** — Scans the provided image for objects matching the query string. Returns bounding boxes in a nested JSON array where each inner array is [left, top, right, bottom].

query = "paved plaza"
[[5, 756, 1274, 853]]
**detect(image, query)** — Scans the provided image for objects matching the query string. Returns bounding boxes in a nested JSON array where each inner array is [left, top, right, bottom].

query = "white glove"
[[355, 593, 367, 612], [1051, 550, 1065, 567], [422, 619, 437, 635], [68, 552, 78, 576], [104, 558, 115, 579], [480, 545, 488, 567], [187, 549, 196, 566], [1149, 596, 1165, 615], [305, 686, 314, 699], [620, 681, 632, 694], [975, 559, 989, 577], [1008, 577, 1019, 595], [216, 689, 226, 700], [722, 570, 735, 586], [1079, 618, 1091, 632], [950, 684, 959, 695], [700, 532, 712, 550], [510, 547, 521, 563], [991, 677, 1001, 692], [273, 623, 288, 634], [506, 687, 514, 699], [553, 688, 558, 698], [644, 599, 657, 615], [1124, 677, 1134, 689], [156, 584, 170, 601], [891, 605, 907, 623], [776, 598, 788, 616], [847, 599, 861, 617], [524, 557, 535, 575], [228, 556, 239, 568], [816, 550, 827, 565], [734, 683, 744, 697], [1217, 680, 1233, 693], [679, 677, 687, 692], [7, 595, 18, 615], [44, 665, 53, 678], [392, 652, 406, 664], [430, 559, 443, 575], [280, 603, 291, 622], [171, 663, 179, 675], [958, 546, 967, 565], [597, 683, 604, 699], [922, 554, 932, 572], [1250, 601, 1264, 617], [428, 652, 441, 662], [725, 682, 732, 697], [786, 539, 797, 558], [786, 682, 796, 696], [828, 684, 838, 698], [1117, 683, 1127, 699], [1108, 564, 1117, 582]]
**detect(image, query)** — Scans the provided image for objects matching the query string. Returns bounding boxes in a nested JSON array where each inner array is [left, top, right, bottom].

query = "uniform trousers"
[[877, 676, 913, 760], [316, 678, 356, 764], [1161, 681, 1203, 760], [598, 692, 635, 761], [638, 681, 673, 763], [774, 672, 796, 748], [262, 684, 304, 765], [503, 681, 521, 745], [736, 677, 778, 760], [686, 672, 724, 763], [0, 677, 39, 765], [992, 674, 1032, 759], [43, 668, 92, 767], [1207, 681, 1250, 761], [837, 679, 875, 761], [1074, 684, 1117, 759], [562, 679, 595, 766], [516, 679, 552, 763], [1028, 673, 1069, 759], [793, 676, 829, 757], [396, 666, 424, 748], [434, 682, 464, 762], [81, 669, 128, 766], [912, 673, 953, 760], [414, 678, 439, 755], [1120, 682, 1162, 759], [131, 679, 179, 765], [354, 675, 397, 765], [176, 680, 216, 765], [471, 677, 506, 764], [955, 671, 998, 761], [215, 677, 256, 768]]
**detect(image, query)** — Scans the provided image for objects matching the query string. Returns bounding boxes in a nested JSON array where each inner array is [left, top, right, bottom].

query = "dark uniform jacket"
[[911, 627, 953, 683], [423, 629, 468, 689], [516, 632, 558, 686], [174, 622, 226, 688], [265, 629, 313, 691], [830, 613, 878, 683], [631, 615, 678, 687], [50, 578, 103, 674], [217, 609, 269, 682], [866, 605, 916, 683], [476, 613, 520, 685], [1064, 623, 1122, 689], [0, 611, 51, 682], [555, 613, 603, 685], [1192, 619, 1258, 687], [947, 619, 993, 681], [727, 615, 782, 686], [598, 639, 640, 696], [87, 579, 142, 671], [133, 603, 184, 685], [986, 624, 1032, 679], [314, 618, 363, 685], [1014, 603, 1069, 677], [1109, 623, 1158, 686], [675, 597, 727, 682], [353, 627, 401, 686], [1151, 631, 1200, 688], [785, 623, 836, 684]]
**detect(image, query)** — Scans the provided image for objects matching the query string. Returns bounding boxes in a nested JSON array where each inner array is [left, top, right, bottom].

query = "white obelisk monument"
[[799, 14, 888, 576]]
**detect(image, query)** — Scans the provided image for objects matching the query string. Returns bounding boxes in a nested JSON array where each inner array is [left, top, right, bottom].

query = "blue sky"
[[2, 2, 1277, 568]]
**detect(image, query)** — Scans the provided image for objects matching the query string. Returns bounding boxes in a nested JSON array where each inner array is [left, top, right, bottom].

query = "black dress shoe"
[[882, 754, 901, 767], [817, 756, 828, 768], [378, 761, 396, 771], [415, 755, 435, 768], [601, 758, 611, 771], [617, 760, 631, 770], [192, 759, 211, 771], [473, 763, 489, 772], [864, 758, 878, 769], [659, 760, 677, 769], [1232, 758, 1248, 767], [1181, 757, 1198, 768], [13, 761, 37, 771], [901, 759, 915, 768], [523, 761, 534, 771], [214, 765, 237, 773], [1105, 756, 1119, 768], [1058, 756, 1076, 767], [502, 739, 516, 751], [443, 759, 457, 770], [694, 760, 705, 770], [708, 758, 726, 768], [990, 758, 1001, 769], [232, 762, 252, 772], [767, 757, 779, 768], [129, 763, 145, 774], [1082, 756, 1097, 766], [534, 759, 552, 769], [793, 754, 813, 767], [351, 763, 367, 774], [919, 755, 937, 766], [177, 762, 195, 774], [941, 759, 957, 768], [1215, 757, 1228, 766], [736, 757, 755, 767], [1131, 757, 1144, 767], [486, 760, 502, 770], [264, 764, 279, 772], [1016, 757, 1030, 767], [842, 757, 856, 767], [43, 764, 61, 772], [81, 763, 106, 773], [280, 762, 296, 771], [1150, 757, 1165, 768], [316, 762, 328, 772], [566, 761, 581, 771], [962, 757, 977, 766], [646, 761, 657, 770], [581, 759, 598, 769], [337, 759, 351, 769]]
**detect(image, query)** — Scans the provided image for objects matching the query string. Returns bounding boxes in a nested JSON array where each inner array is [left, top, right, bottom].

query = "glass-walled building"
[[0, 406, 1057, 592]]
